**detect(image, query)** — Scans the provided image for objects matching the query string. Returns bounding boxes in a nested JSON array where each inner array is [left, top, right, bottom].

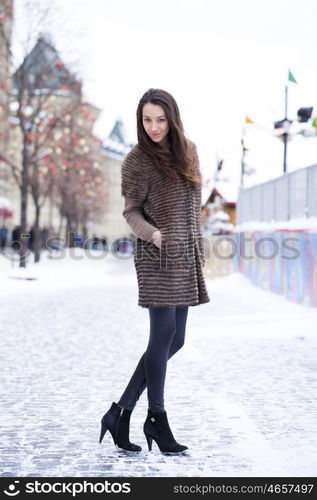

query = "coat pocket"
[[159, 227, 193, 271]]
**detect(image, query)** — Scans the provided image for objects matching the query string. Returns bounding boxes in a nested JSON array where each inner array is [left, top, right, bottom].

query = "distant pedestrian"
[[0, 226, 8, 252], [101, 236, 108, 251], [11, 225, 21, 252], [41, 227, 49, 249], [28, 226, 34, 251], [75, 233, 83, 248], [99, 89, 210, 455]]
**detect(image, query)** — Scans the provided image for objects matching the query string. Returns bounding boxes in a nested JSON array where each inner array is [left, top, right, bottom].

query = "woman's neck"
[[158, 137, 170, 149]]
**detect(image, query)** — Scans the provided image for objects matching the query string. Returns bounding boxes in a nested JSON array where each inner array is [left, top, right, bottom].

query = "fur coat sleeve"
[[121, 145, 149, 202]]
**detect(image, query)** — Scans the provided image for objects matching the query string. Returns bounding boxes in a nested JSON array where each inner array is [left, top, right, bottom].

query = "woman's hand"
[[152, 230, 162, 249]]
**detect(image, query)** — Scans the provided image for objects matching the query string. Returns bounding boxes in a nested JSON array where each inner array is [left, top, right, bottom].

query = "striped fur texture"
[[121, 143, 210, 308]]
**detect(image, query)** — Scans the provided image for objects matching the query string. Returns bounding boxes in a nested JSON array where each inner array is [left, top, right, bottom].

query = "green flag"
[[288, 69, 298, 84]]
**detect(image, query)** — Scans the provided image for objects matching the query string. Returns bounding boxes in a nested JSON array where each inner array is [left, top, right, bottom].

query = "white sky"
[[13, 0, 317, 187]]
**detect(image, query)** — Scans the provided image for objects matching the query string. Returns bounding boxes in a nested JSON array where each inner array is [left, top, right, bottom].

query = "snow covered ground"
[[1, 248, 317, 477]]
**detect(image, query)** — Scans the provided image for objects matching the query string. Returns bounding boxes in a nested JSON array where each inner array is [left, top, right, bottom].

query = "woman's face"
[[142, 102, 169, 144]]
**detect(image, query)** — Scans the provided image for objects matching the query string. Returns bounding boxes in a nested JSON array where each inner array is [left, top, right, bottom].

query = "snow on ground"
[[0, 249, 317, 477]]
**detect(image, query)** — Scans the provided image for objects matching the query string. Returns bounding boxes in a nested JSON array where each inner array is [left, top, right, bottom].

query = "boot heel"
[[99, 402, 141, 451], [99, 421, 108, 444], [145, 433, 153, 451]]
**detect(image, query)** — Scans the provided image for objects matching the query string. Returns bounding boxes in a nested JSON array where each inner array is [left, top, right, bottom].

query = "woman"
[[99, 88, 210, 454]]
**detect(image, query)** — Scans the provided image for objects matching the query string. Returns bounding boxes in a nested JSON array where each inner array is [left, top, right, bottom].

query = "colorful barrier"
[[231, 230, 317, 308]]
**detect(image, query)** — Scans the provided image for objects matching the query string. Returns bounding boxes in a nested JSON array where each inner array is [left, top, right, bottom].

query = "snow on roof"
[[101, 119, 134, 159], [202, 180, 239, 206], [202, 185, 212, 206], [214, 181, 239, 204], [102, 137, 131, 158]]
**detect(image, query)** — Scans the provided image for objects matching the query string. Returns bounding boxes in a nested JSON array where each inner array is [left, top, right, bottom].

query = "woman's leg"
[[144, 306, 176, 411], [117, 306, 188, 411]]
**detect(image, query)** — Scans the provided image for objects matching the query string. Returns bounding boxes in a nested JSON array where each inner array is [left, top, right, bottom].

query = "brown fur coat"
[[121, 143, 210, 308]]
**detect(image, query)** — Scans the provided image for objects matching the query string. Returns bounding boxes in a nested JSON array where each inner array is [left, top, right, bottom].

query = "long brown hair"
[[136, 88, 201, 188]]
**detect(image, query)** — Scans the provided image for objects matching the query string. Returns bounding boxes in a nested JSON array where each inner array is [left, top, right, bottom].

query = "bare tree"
[[48, 95, 106, 247], [0, 0, 13, 186], [2, 0, 103, 266], [10, 41, 82, 265], [7, 0, 86, 266]]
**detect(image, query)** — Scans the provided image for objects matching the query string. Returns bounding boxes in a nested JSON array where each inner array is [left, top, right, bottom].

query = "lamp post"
[[273, 117, 292, 173], [283, 85, 288, 173], [240, 127, 250, 186], [241, 130, 246, 186], [274, 74, 313, 174]]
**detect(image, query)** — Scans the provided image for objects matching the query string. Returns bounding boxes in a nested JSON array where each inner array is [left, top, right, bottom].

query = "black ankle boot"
[[99, 402, 141, 452], [116, 409, 142, 452], [143, 410, 188, 454]]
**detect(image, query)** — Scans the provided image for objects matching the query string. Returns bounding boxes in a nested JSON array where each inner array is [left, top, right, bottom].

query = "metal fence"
[[236, 163, 317, 224]]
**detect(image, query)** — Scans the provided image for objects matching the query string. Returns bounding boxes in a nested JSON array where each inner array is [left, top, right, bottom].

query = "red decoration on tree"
[[55, 61, 63, 68]]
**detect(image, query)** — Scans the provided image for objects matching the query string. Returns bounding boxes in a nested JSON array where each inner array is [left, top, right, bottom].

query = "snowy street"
[[1, 249, 317, 477]]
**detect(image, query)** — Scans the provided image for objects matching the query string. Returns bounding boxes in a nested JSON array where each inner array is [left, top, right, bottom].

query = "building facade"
[[3, 34, 106, 243], [94, 119, 133, 243]]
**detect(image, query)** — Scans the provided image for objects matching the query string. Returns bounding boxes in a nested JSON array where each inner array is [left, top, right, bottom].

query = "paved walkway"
[[1, 252, 316, 476]]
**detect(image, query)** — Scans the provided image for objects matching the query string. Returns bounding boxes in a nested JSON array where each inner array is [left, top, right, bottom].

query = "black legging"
[[118, 306, 189, 412]]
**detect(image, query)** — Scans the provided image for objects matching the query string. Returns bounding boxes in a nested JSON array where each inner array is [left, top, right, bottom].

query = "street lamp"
[[274, 85, 313, 173], [297, 107, 313, 123]]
